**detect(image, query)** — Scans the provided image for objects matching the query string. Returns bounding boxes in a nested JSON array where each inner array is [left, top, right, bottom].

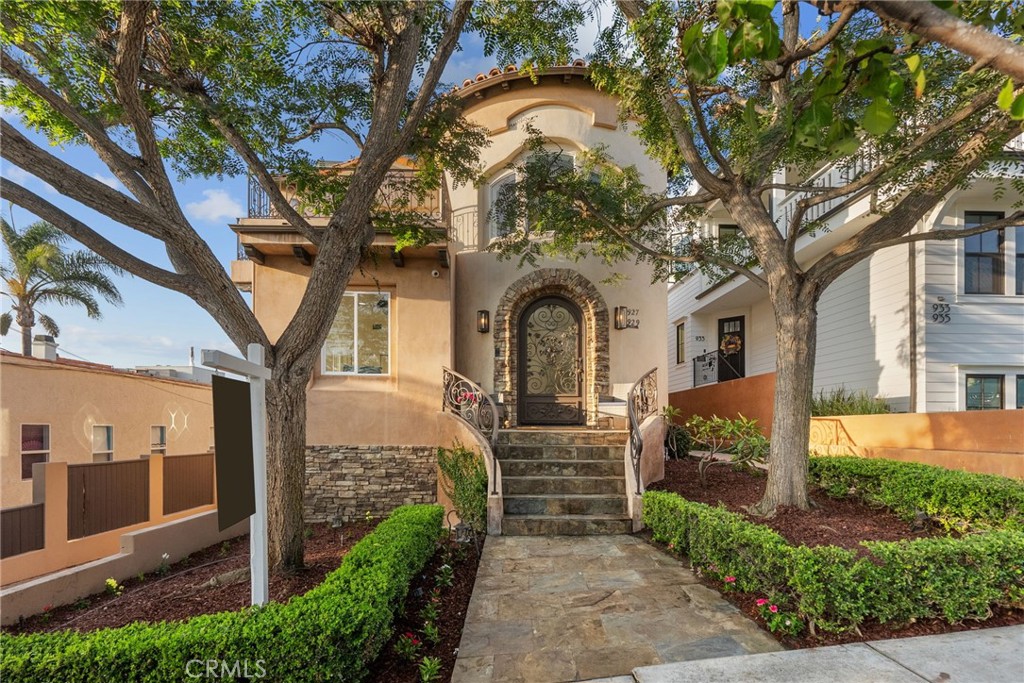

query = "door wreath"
[[720, 333, 742, 355]]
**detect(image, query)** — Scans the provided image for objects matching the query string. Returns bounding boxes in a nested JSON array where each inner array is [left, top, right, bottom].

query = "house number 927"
[[931, 303, 951, 324]]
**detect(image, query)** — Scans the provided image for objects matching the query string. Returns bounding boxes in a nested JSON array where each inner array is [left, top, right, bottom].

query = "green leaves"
[[862, 97, 896, 136], [996, 78, 1024, 120]]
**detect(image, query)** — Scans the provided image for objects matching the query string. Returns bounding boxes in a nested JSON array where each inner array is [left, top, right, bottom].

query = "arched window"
[[488, 172, 519, 240]]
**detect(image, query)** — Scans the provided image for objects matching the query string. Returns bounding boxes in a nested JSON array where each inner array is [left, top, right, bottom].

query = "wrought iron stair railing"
[[627, 367, 658, 496], [441, 367, 499, 495]]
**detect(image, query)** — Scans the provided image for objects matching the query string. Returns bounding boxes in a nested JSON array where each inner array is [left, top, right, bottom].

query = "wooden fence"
[[67, 459, 150, 540], [0, 503, 45, 559], [163, 453, 215, 515]]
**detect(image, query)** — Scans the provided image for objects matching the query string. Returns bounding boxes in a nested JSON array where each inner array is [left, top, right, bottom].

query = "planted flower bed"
[[644, 457, 1024, 636], [0, 504, 444, 683]]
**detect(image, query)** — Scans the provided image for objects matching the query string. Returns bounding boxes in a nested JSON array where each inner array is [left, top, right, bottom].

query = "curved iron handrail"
[[442, 367, 499, 494], [627, 367, 658, 496]]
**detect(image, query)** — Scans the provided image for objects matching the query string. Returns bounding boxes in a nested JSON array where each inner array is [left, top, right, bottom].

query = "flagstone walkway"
[[452, 535, 782, 682]]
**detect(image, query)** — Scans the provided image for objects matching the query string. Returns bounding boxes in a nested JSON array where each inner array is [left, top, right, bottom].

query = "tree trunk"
[[17, 307, 33, 356], [264, 369, 309, 572], [750, 283, 820, 515]]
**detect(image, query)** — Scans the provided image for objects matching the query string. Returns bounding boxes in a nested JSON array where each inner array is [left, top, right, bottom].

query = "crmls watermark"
[[185, 659, 267, 679]]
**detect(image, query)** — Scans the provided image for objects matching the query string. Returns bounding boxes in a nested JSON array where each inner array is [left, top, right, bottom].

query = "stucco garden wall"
[[0, 352, 213, 506]]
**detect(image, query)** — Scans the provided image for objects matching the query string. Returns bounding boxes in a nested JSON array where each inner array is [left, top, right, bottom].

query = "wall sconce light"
[[614, 306, 627, 330], [477, 310, 490, 333]]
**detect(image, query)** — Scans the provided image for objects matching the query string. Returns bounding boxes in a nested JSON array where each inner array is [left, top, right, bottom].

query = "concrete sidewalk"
[[615, 625, 1024, 683]]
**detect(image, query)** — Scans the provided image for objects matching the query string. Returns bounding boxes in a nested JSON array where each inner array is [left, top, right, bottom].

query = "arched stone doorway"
[[494, 269, 609, 427]]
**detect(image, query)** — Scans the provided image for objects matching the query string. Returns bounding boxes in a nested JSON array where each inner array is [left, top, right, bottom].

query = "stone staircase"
[[497, 429, 631, 535]]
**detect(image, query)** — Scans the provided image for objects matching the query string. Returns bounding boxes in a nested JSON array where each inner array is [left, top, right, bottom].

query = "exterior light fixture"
[[614, 306, 627, 330], [477, 310, 490, 333]]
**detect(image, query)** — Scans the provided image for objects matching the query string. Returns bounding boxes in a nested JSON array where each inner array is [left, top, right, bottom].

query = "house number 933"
[[931, 303, 951, 324]]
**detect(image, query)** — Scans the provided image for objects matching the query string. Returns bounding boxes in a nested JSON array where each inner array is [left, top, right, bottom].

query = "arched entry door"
[[518, 296, 584, 425]]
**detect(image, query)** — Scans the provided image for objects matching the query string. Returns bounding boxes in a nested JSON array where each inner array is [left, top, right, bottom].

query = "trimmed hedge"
[[809, 456, 1024, 532], [0, 504, 444, 683], [644, 457, 1024, 634]]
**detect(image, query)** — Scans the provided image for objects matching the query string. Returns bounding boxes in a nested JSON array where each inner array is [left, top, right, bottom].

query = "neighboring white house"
[[667, 138, 1024, 414]]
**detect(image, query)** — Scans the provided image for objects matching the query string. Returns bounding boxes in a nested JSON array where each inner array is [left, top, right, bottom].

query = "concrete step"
[[500, 459, 625, 478], [497, 429, 628, 446], [502, 514, 633, 536], [496, 444, 625, 461], [503, 494, 628, 516], [502, 475, 627, 496]]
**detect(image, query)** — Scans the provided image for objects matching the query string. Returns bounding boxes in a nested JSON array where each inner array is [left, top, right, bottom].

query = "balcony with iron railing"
[[246, 168, 442, 222]]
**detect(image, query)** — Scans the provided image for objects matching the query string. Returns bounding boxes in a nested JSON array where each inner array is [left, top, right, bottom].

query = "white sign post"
[[202, 343, 270, 606]]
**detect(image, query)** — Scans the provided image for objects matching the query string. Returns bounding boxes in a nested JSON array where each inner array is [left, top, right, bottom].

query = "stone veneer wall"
[[305, 445, 438, 523], [494, 268, 610, 427]]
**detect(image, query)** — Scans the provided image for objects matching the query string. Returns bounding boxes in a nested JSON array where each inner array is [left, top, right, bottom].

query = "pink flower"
[[769, 605, 779, 613], [756, 598, 768, 606], [724, 576, 736, 583]]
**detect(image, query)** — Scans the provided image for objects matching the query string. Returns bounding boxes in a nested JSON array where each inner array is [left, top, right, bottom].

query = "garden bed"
[[3, 522, 374, 635], [1, 505, 444, 683], [367, 535, 482, 683], [643, 456, 1024, 643]]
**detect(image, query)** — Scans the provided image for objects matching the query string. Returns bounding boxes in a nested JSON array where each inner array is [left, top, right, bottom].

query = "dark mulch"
[[646, 457, 1024, 648], [649, 457, 940, 552], [4, 522, 374, 635], [367, 536, 482, 683]]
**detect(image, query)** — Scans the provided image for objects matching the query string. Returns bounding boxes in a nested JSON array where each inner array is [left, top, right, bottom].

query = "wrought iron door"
[[518, 297, 584, 425]]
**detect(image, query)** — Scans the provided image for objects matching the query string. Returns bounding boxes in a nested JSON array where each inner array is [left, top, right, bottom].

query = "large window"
[[964, 212, 1005, 294], [966, 375, 1003, 410], [718, 224, 741, 243], [1017, 375, 1024, 410], [92, 425, 114, 462], [21, 424, 49, 479], [675, 323, 686, 364], [323, 292, 390, 375]]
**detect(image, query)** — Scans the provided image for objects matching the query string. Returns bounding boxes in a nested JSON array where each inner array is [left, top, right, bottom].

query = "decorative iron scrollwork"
[[627, 367, 658, 496], [442, 367, 499, 494]]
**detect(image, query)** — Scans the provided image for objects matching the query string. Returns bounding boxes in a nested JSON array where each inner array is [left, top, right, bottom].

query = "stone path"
[[452, 535, 781, 682]]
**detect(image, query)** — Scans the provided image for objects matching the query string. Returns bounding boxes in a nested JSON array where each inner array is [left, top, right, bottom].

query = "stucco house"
[[229, 63, 669, 533], [667, 138, 1024, 424]]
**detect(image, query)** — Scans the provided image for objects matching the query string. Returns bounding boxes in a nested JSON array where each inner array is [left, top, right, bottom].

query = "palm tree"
[[1, 218, 123, 356]]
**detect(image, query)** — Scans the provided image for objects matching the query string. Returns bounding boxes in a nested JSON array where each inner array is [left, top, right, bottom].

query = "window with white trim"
[[487, 152, 578, 240], [963, 211, 1006, 295], [323, 292, 390, 375], [92, 425, 114, 462], [151, 425, 167, 456], [21, 424, 49, 479]]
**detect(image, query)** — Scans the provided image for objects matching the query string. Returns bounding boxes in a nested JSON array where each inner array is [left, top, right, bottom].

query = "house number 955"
[[931, 303, 951, 324]]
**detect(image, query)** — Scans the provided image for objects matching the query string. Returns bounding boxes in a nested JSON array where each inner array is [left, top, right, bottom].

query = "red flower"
[[756, 598, 768, 606], [724, 576, 736, 583], [769, 605, 779, 613]]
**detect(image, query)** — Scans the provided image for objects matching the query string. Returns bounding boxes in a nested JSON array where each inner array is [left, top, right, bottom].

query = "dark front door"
[[518, 296, 584, 425], [717, 316, 745, 382]]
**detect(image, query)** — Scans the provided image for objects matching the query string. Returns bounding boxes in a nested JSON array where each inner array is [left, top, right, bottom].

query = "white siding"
[[922, 200, 1024, 412], [813, 259, 878, 394], [747, 297, 777, 376], [666, 274, 705, 393]]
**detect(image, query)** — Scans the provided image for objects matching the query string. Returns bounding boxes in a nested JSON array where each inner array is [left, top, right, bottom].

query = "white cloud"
[[1, 164, 32, 184], [185, 189, 243, 223], [92, 173, 121, 190]]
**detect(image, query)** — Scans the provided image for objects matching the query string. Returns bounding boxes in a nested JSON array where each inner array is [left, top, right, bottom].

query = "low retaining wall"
[[1, 510, 247, 625], [809, 410, 1024, 478], [304, 445, 438, 523], [669, 372, 776, 434]]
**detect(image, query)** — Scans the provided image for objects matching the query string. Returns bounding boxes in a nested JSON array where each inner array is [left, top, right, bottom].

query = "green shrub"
[[809, 456, 1024, 532], [685, 414, 768, 483], [644, 459, 1024, 635], [437, 443, 488, 533], [811, 386, 890, 416], [0, 504, 444, 683]]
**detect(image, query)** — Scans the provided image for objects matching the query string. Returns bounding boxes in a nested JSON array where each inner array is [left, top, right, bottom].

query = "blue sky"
[[0, 15, 611, 368], [1, 4, 827, 368]]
